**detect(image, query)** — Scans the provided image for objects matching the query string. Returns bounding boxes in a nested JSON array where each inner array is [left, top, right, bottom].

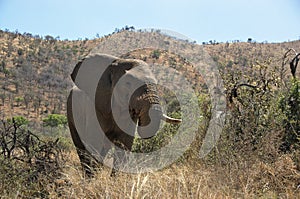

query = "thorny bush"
[[0, 117, 65, 197]]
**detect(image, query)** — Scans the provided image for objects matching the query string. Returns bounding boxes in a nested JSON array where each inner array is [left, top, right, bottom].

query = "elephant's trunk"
[[137, 104, 162, 139], [134, 83, 182, 139]]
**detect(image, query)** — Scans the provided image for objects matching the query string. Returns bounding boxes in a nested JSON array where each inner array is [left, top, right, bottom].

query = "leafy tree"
[[14, 96, 24, 106], [7, 116, 29, 127], [44, 35, 54, 41], [43, 114, 67, 128], [152, 50, 161, 59]]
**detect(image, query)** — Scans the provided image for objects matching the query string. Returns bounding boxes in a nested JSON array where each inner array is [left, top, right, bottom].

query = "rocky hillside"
[[0, 29, 299, 128]]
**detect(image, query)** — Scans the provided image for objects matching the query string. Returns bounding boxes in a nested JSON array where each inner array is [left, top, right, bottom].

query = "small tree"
[[7, 116, 29, 127], [14, 96, 24, 106], [152, 50, 161, 59], [43, 114, 67, 129], [43, 114, 67, 135]]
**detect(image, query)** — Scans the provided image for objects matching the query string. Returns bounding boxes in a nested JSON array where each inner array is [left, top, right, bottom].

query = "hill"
[[1, 29, 299, 127]]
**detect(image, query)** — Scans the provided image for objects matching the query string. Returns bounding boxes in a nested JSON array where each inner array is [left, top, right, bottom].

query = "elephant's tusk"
[[161, 114, 182, 124]]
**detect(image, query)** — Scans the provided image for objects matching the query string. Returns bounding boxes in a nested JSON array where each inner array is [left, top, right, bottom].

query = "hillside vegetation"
[[0, 29, 300, 198]]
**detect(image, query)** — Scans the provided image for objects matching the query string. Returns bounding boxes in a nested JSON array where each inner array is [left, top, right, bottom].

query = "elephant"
[[67, 53, 181, 176]]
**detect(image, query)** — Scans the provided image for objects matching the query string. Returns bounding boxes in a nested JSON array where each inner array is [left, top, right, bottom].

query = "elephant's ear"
[[71, 59, 84, 82], [71, 53, 118, 99], [95, 59, 130, 116], [109, 59, 140, 87], [104, 59, 139, 115]]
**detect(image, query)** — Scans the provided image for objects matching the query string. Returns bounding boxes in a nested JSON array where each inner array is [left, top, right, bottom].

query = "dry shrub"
[[0, 118, 65, 198], [249, 154, 300, 197], [51, 153, 235, 199], [43, 149, 299, 199]]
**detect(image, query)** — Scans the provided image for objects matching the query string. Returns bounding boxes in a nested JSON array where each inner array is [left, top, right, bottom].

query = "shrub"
[[279, 78, 300, 152], [14, 96, 24, 106], [7, 115, 28, 127], [43, 114, 67, 128], [151, 50, 161, 59], [0, 118, 65, 197]]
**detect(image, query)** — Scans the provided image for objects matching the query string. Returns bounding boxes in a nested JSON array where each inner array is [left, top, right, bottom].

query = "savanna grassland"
[[0, 28, 300, 198]]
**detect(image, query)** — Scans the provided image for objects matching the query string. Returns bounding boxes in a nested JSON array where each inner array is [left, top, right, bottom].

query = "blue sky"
[[0, 0, 299, 43]]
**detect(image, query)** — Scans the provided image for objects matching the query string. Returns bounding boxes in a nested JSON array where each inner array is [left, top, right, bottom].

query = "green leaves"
[[279, 78, 300, 151], [7, 116, 28, 127], [151, 50, 161, 59], [42, 114, 67, 128]]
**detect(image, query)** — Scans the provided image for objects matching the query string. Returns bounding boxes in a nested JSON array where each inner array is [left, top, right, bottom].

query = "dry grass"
[[41, 150, 300, 199]]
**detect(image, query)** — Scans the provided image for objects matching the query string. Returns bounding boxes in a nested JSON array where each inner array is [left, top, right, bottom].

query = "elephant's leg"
[[111, 133, 135, 176], [77, 149, 97, 177], [67, 91, 98, 177], [68, 116, 97, 177]]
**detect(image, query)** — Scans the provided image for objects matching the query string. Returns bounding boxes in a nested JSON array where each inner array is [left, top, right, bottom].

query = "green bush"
[[279, 78, 300, 151], [151, 50, 161, 59], [7, 116, 28, 127], [132, 92, 182, 153], [132, 92, 206, 155], [43, 114, 67, 128], [14, 96, 24, 106]]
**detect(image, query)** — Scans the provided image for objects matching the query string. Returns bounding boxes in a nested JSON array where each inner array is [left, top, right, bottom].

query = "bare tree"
[[282, 48, 300, 79]]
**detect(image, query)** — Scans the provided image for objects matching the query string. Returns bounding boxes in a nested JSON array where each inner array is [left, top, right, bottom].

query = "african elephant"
[[67, 53, 181, 176]]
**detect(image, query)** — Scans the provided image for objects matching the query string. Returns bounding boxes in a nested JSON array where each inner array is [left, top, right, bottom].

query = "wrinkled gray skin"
[[67, 54, 181, 176]]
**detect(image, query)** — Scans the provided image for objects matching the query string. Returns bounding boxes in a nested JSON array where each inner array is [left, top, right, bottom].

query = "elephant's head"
[[95, 57, 181, 139]]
